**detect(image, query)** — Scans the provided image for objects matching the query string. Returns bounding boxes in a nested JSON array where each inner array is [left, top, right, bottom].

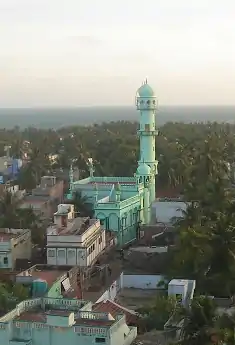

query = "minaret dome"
[[137, 83, 155, 98], [136, 162, 151, 176]]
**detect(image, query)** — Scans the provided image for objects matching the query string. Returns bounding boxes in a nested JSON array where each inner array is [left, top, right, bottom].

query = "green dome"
[[137, 83, 154, 98], [136, 162, 151, 175]]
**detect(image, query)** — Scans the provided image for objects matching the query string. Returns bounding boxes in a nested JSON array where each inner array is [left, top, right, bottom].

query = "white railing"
[[77, 311, 109, 320]]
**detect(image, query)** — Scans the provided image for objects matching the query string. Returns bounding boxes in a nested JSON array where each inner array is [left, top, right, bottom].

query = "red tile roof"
[[93, 299, 139, 325], [31, 270, 66, 287], [15, 312, 46, 323]]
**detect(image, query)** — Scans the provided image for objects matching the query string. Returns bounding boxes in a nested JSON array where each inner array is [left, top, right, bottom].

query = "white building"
[[0, 228, 31, 270], [152, 201, 188, 225], [168, 279, 196, 306], [47, 204, 106, 267]]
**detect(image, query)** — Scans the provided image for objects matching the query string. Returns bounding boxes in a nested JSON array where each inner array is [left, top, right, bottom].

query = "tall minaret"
[[136, 80, 158, 203]]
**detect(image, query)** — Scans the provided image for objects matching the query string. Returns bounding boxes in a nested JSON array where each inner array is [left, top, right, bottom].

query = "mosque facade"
[[68, 81, 158, 246]]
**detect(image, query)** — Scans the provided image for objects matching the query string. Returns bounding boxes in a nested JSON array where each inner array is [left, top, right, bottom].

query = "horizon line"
[[1, 104, 235, 109]]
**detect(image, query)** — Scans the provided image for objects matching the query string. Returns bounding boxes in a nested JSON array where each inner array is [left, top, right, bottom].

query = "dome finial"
[[145, 77, 148, 84]]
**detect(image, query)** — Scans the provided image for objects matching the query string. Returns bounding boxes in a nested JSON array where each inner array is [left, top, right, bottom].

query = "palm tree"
[[0, 190, 20, 228], [0, 282, 29, 313], [216, 312, 235, 345], [68, 191, 93, 218], [167, 224, 211, 283], [18, 142, 53, 190], [179, 296, 217, 345], [204, 210, 235, 297], [0, 283, 11, 313], [0, 191, 44, 245], [137, 295, 181, 332]]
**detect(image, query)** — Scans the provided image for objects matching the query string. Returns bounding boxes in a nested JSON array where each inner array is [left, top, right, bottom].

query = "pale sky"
[[0, 0, 235, 107]]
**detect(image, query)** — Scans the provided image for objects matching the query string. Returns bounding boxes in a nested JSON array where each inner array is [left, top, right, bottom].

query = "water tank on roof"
[[32, 279, 48, 297], [58, 204, 68, 214]]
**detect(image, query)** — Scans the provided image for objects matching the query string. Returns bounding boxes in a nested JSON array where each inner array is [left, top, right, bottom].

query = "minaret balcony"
[[137, 129, 158, 136], [136, 105, 157, 111]]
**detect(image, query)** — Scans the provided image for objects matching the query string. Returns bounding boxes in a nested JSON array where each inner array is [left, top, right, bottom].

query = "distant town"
[[0, 83, 234, 345]]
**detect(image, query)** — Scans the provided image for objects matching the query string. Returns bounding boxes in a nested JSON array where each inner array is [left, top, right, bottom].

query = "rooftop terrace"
[[1, 297, 120, 328], [16, 264, 69, 287], [14, 309, 116, 326], [0, 297, 87, 322], [48, 217, 100, 236]]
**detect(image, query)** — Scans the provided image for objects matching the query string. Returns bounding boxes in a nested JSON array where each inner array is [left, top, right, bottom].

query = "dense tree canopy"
[[1, 121, 235, 190]]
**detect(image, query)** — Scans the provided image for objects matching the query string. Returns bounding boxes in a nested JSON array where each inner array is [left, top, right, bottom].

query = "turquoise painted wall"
[[0, 319, 134, 345], [46, 279, 63, 299], [0, 318, 137, 345], [136, 85, 158, 204], [95, 195, 141, 246], [7, 323, 110, 345]]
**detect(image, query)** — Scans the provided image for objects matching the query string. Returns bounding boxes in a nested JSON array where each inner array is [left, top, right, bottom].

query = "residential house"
[[0, 296, 137, 345], [20, 176, 64, 220], [15, 264, 81, 299], [47, 204, 105, 266], [0, 228, 31, 270]]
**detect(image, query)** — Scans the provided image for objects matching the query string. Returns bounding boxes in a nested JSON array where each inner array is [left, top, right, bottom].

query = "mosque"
[[67, 81, 158, 246]]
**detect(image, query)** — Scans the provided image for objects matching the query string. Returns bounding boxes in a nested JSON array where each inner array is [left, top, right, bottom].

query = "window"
[[68, 250, 75, 258], [88, 245, 95, 255], [98, 236, 102, 244], [58, 250, 65, 258], [48, 250, 55, 257], [145, 124, 150, 131], [176, 294, 182, 302], [95, 338, 106, 343], [3, 257, 8, 265]]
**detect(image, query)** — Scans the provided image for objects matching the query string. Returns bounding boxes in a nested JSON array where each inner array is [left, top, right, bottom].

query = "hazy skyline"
[[0, 0, 235, 107]]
